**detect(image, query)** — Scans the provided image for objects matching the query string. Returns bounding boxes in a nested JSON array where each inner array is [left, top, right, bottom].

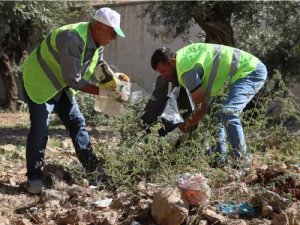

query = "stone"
[[272, 202, 300, 225], [151, 187, 189, 225], [202, 208, 227, 224], [250, 218, 271, 225], [96, 211, 118, 225], [261, 205, 273, 218], [218, 182, 249, 196], [223, 219, 247, 225], [198, 220, 208, 225], [40, 189, 69, 204], [250, 189, 290, 213]]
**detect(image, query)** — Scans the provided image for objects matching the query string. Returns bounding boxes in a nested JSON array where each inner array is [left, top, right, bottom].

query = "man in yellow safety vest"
[[21, 7, 126, 194], [151, 44, 267, 173]]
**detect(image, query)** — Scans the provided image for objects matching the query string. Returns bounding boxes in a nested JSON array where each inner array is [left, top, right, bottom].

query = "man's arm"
[[178, 86, 208, 133], [80, 84, 99, 95]]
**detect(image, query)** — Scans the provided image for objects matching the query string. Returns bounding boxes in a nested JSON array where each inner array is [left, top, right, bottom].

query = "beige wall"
[[0, 2, 200, 104], [100, 3, 201, 92]]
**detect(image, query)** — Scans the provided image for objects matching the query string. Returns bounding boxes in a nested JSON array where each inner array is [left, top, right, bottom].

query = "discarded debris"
[[94, 198, 113, 208], [178, 172, 211, 206]]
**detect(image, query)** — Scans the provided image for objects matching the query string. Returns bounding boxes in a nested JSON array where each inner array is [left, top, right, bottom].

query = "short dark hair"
[[151, 47, 175, 70]]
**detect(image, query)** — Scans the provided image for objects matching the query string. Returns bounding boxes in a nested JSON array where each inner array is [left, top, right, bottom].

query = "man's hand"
[[164, 127, 184, 145]]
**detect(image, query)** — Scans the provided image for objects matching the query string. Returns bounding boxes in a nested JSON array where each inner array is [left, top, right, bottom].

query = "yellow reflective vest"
[[176, 43, 259, 97], [22, 22, 100, 104]]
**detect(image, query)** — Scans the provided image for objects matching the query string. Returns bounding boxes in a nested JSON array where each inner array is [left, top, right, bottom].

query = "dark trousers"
[[23, 89, 98, 180]]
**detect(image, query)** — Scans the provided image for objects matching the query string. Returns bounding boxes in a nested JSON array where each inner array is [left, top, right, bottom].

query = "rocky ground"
[[0, 112, 299, 225]]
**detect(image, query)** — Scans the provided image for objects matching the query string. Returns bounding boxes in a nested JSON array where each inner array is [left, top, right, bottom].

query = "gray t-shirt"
[[181, 64, 204, 93]]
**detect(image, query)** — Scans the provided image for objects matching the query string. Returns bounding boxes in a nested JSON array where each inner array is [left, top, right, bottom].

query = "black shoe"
[[89, 167, 112, 186], [26, 179, 44, 194]]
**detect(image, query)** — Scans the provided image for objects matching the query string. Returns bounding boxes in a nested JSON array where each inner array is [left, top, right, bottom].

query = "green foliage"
[[77, 71, 300, 189], [144, 1, 300, 82], [0, 1, 68, 42]]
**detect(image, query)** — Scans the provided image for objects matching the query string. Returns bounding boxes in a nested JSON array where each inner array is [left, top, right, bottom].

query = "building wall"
[[2, 2, 298, 103], [0, 2, 200, 105], [92, 3, 201, 92]]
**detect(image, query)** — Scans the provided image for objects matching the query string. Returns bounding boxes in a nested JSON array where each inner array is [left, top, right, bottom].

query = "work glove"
[[115, 72, 131, 102], [98, 75, 120, 91], [163, 127, 184, 146], [97, 60, 120, 91], [117, 73, 130, 82]]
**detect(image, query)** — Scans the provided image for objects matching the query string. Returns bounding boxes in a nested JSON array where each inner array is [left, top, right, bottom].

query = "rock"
[[223, 219, 247, 225], [250, 189, 290, 213], [272, 202, 300, 225], [250, 218, 271, 225], [198, 220, 208, 225], [41, 200, 60, 209], [112, 191, 134, 209], [202, 208, 228, 224], [0, 217, 10, 225], [261, 205, 273, 218], [56, 209, 81, 224], [151, 187, 189, 225], [242, 173, 258, 184], [15, 218, 32, 225], [40, 189, 69, 204], [217, 182, 249, 197], [96, 211, 118, 225]]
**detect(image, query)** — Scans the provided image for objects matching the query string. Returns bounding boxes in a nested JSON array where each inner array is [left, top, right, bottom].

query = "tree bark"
[[193, 4, 235, 46], [0, 51, 18, 111]]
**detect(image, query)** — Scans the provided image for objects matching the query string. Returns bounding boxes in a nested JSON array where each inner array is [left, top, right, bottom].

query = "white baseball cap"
[[93, 7, 125, 38]]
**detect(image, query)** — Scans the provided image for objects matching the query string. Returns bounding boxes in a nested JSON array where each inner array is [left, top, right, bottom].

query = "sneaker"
[[89, 167, 111, 186], [26, 179, 44, 194]]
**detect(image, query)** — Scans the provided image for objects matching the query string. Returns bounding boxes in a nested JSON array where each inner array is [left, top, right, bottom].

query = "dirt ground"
[[0, 112, 154, 225], [0, 112, 300, 225]]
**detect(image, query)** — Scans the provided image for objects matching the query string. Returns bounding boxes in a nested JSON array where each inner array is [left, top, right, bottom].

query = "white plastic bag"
[[178, 172, 211, 206], [160, 86, 184, 124], [94, 89, 123, 115]]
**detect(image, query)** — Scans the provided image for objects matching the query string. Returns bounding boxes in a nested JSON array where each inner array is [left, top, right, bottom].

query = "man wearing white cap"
[[21, 7, 126, 194]]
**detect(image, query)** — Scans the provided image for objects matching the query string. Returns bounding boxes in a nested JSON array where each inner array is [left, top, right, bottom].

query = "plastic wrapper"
[[161, 86, 184, 124], [178, 172, 211, 206]]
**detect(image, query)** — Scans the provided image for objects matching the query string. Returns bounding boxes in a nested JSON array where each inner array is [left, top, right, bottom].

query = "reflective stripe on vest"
[[177, 43, 258, 99], [204, 44, 221, 99], [36, 44, 62, 91]]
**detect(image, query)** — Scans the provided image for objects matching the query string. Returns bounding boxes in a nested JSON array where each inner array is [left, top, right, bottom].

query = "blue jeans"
[[23, 88, 99, 180], [217, 62, 267, 162]]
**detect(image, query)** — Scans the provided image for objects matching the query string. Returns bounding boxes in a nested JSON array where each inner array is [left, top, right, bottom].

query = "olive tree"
[[0, 1, 92, 111], [144, 1, 300, 82]]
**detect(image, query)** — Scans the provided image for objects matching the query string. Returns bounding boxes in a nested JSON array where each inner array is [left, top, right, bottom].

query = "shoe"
[[89, 167, 111, 186], [26, 179, 44, 194]]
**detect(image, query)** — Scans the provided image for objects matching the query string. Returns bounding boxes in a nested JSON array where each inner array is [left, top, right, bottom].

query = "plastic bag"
[[94, 89, 123, 115], [160, 86, 184, 124], [178, 172, 211, 206]]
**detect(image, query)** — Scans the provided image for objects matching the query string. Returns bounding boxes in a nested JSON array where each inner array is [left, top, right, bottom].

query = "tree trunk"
[[0, 51, 18, 112], [193, 4, 235, 46]]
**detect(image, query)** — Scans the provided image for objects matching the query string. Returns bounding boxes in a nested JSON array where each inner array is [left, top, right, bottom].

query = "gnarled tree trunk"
[[0, 51, 18, 112], [193, 4, 235, 46]]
